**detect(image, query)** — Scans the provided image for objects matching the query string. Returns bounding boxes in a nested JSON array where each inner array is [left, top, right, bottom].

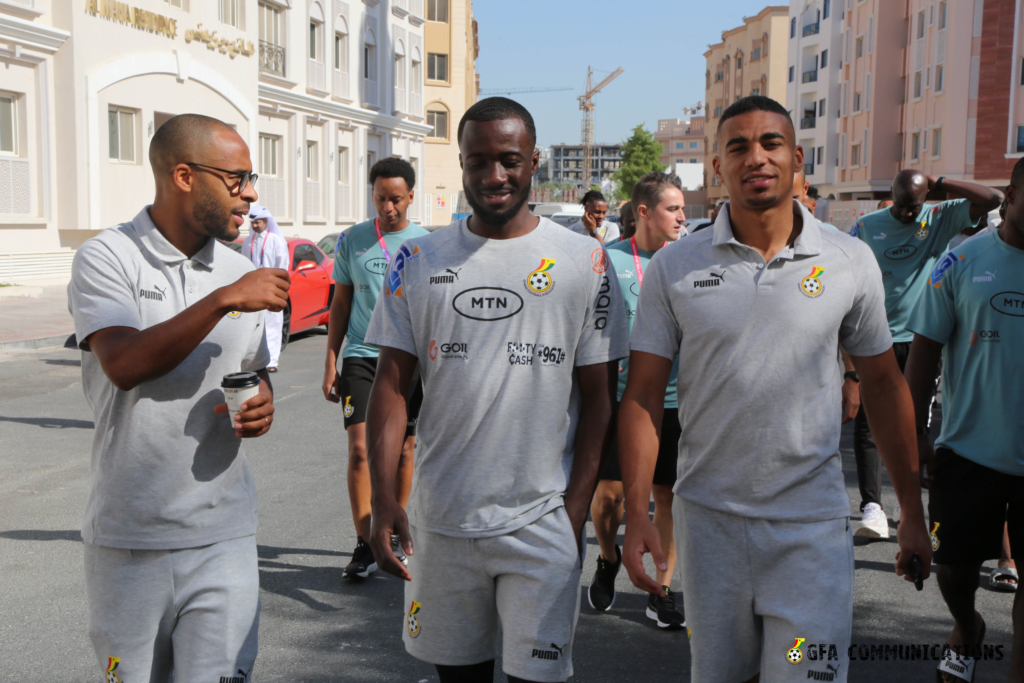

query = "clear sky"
[[473, 0, 781, 148]]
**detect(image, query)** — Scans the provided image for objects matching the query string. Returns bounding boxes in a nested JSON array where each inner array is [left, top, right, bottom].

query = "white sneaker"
[[854, 502, 890, 539]]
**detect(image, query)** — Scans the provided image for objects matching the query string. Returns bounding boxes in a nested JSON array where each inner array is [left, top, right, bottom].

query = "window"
[[690, 141, 698, 148], [751, 87, 760, 96], [715, 71, 723, 82], [427, 0, 448, 23], [310, 22, 319, 60], [259, 135, 279, 176], [911, 132, 920, 160], [939, 1, 947, 30], [714, 106, 722, 117], [108, 107, 135, 162], [427, 108, 448, 139], [428, 53, 448, 81], [933, 128, 942, 157], [690, 158, 698, 163], [676, 158, 684, 164], [821, 49, 828, 68], [364, 32, 377, 81], [259, 2, 280, 45], [292, 244, 319, 270], [713, 140, 719, 151], [752, 47, 761, 61], [411, 52, 422, 97], [0, 94, 15, 154], [736, 56, 743, 70], [676, 142, 684, 149], [790, 17, 796, 38], [935, 65, 944, 92], [914, 71, 923, 98], [337, 146, 349, 183], [335, 32, 347, 70], [865, 74, 872, 109], [851, 143, 860, 167], [918, 10, 926, 40], [1017, 126, 1024, 153], [395, 51, 405, 91], [306, 141, 318, 181], [868, 17, 874, 53], [164, 0, 182, 7], [823, 0, 830, 19], [817, 146, 823, 165], [856, 37, 863, 58], [853, 92, 861, 111], [219, 0, 239, 28], [789, 66, 794, 83], [819, 98, 826, 116]]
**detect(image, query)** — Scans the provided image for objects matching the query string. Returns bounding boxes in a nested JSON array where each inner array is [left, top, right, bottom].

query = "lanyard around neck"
[[374, 218, 392, 264], [249, 230, 268, 267]]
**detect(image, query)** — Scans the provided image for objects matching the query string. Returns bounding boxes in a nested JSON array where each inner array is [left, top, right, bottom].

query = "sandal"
[[989, 566, 1018, 593], [936, 617, 986, 682]]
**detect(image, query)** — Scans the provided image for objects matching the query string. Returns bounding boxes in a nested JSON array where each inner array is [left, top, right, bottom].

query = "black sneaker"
[[646, 586, 685, 630], [344, 537, 378, 579], [587, 545, 621, 611], [391, 534, 408, 566]]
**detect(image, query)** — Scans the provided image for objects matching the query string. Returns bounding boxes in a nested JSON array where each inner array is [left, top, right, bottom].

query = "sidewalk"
[[0, 285, 75, 351]]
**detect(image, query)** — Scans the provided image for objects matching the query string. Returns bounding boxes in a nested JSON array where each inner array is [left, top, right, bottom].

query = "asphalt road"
[[0, 332, 1016, 682]]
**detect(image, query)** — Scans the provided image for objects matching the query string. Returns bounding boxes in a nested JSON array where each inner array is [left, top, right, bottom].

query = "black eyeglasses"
[[185, 162, 258, 191]]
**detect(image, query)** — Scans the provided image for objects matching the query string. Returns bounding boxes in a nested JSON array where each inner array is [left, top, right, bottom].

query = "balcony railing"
[[336, 183, 351, 222], [802, 70, 819, 83], [259, 177, 287, 220], [260, 41, 286, 78], [0, 158, 30, 215], [803, 22, 820, 37], [308, 59, 325, 91], [333, 69, 349, 100], [804, 163, 815, 176], [305, 181, 321, 219], [800, 116, 816, 130]]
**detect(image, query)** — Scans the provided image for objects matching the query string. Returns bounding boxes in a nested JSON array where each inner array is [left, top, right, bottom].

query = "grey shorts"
[[674, 497, 853, 683], [84, 534, 260, 683], [403, 506, 583, 682]]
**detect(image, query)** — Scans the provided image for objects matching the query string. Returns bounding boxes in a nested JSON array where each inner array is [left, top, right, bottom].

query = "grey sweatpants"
[[84, 534, 260, 683], [403, 506, 583, 682], [674, 497, 853, 683]]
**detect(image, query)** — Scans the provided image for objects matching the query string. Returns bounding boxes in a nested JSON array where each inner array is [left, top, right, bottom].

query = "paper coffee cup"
[[222, 371, 261, 420]]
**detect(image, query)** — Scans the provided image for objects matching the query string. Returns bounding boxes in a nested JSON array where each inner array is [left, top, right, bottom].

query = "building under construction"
[[549, 144, 622, 186]]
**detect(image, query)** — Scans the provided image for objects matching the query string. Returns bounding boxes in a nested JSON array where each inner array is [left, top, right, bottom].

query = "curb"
[[0, 333, 76, 353]]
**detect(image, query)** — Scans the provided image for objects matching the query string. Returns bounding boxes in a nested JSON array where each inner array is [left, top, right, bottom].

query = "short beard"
[[193, 184, 237, 241], [465, 181, 531, 228], [744, 193, 779, 209]]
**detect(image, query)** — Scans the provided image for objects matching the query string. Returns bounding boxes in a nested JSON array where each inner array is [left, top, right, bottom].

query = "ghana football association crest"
[[344, 396, 354, 418], [916, 221, 929, 240], [525, 258, 556, 296], [930, 522, 940, 551], [106, 657, 122, 683], [407, 600, 422, 638], [800, 266, 826, 297], [787, 638, 806, 665]]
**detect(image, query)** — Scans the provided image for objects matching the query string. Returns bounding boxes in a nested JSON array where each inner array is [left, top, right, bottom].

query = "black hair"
[[149, 113, 236, 174], [807, 185, 820, 199], [1012, 157, 1024, 190], [369, 157, 416, 191], [580, 190, 607, 206], [457, 97, 537, 146], [717, 95, 793, 134], [631, 172, 683, 211]]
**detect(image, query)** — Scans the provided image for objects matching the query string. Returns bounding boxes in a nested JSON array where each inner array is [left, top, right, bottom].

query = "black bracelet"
[[843, 371, 860, 383], [936, 176, 946, 193]]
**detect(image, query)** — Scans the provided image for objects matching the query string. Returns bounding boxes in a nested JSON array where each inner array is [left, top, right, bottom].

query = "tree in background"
[[612, 124, 664, 202]]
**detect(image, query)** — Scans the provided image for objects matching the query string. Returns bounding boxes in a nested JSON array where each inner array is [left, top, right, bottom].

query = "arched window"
[[333, 15, 349, 99], [364, 28, 378, 106], [308, 1, 326, 90], [426, 102, 450, 140], [394, 39, 407, 112], [410, 46, 422, 113]]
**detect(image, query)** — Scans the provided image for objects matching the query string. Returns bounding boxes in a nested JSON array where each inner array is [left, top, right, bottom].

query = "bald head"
[[149, 114, 240, 177], [890, 169, 929, 224]]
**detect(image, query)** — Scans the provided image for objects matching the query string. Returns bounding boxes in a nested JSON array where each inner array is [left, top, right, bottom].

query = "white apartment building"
[[786, 0, 843, 199], [0, 0, 430, 282]]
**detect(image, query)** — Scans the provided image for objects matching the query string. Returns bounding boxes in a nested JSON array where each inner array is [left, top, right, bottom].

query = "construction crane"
[[478, 86, 572, 97], [682, 101, 705, 116], [579, 66, 623, 189]]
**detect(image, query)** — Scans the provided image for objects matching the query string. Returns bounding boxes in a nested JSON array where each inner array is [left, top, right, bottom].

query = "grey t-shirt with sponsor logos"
[[365, 217, 630, 537], [630, 201, 892, 521], [68, 207, 270, 549]]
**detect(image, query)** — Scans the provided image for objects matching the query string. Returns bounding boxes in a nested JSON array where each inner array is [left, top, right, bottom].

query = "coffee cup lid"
[[222, 371, 261, 388]]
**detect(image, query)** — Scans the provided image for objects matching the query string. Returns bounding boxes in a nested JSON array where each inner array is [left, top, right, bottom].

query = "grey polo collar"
[[711, 199, 822, 259], [132, 205, 217, 268]]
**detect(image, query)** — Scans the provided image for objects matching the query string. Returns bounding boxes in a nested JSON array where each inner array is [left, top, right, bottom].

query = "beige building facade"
[[0, 0, 431, 283], [421, 0, 477, 226], [655, 116, 705, 168], [703, 5, 790, 205]]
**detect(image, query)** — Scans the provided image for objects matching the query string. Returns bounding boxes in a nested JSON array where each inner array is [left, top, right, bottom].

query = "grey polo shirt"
[[68, 206, 270, 549], [630, 201, 892, 521]]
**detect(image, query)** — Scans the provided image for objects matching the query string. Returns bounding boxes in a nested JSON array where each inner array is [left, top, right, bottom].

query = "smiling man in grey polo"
[[617, 97, 933, 683], [68, 115, 289, 682]]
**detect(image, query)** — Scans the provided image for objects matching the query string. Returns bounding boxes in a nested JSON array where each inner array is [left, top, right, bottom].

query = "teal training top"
[[907, 230, 1024, 475], [851, 199, 980, 342], [607, 239, 679, 408], [332, 219, 428, 358]]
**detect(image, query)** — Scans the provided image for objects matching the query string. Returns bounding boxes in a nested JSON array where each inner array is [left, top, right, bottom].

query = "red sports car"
[[222, 237, 335, 350]]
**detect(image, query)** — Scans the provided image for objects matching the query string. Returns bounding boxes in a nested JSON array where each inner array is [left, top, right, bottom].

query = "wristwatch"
[[843, 371, 860, 383]]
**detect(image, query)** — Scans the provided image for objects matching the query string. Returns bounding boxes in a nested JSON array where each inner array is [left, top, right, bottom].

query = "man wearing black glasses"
[[68, 114, 289, 681]]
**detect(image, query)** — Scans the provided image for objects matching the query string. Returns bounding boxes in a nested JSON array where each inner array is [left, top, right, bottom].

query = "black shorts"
[[338, 356, 422, 436], [929, 447, 1024, 565], [601, 406, 680, 487]]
